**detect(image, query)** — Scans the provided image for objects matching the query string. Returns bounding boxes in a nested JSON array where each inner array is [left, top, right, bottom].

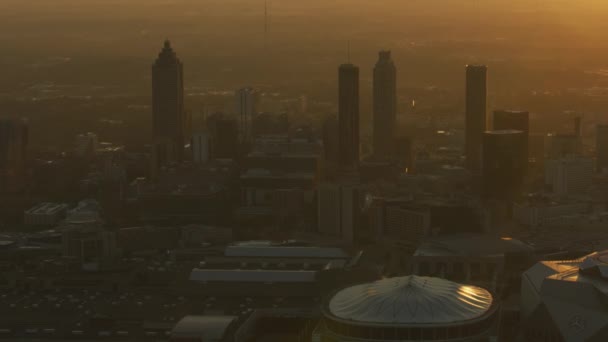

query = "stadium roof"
[[329, 275, 493, 325]]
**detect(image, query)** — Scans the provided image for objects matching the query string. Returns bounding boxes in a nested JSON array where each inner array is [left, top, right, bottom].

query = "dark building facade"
[[373, 51, 397, 158], [493, 110, 529, 167], [597, 124, 608, 173], [482, 130, 526, 201], [208, 115, 239, 160], [152, 40, 187, 164], [465, 65, 487, 174], [0, 118, 28, 193], [338, 64, 360, 171]]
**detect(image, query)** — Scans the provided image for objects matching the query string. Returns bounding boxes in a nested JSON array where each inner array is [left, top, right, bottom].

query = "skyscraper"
[[465, 65, 487, 173], [0, 118, 28, 193], [338, 63, 360, 170], [152, 40, 186, 164], [482, 130, 526, 201], [596, 124, 608, 173], [493, 110, 529, 167], [373, 50, 397, 158], [235, 87, 259, 143]]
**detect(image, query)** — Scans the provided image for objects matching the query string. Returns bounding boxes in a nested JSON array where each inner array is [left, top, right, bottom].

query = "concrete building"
[[513, 198, 589, 227], [188, 241, 372, 299], [313, 275, 499, 341], [23, 202, 68, 226], [521, 250, 608, 341], [62, 227, 119, 268], [235, 87, 259, 143], [493, 110, 529, 168], [207, 114, 239, 160], [482, 130, 526, 201], [74, 132, 99, 158], [596, 124, 608, 173], [410, 234, 534, 293], [0, 118, 28, 193], [191, 132, 210, 163], [170, 315, 239, 342], [545, 157, 594, 197], [465, 65, 487, 174], [317, 182, 361, 243], [372, 50, 397, 158]]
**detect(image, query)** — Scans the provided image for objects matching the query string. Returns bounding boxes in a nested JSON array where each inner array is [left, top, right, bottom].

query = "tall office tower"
[[493, 110, 529, 167], [0, 118, 28, 193], [482, 130, 526, 201], [152, 40, 186, 163], [235, 87, 259, 143], [597, 124, 608, 173], [338, 63, 360, 171], [323, 116, 340, 162], [465, 65, 487, 173], [373, 50, 397, 158]]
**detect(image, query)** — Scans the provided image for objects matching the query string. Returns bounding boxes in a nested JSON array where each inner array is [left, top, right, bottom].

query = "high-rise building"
[[596, 124, 608, 173], [208, 115, 239, 160], [545, 157, 594, 197], [322, 116, 340, 180], [465, 65, 487, 173], [191, 132, 210, 163], [0, 118, 28, 193], [338, 63, 360, 170], [152, 40, 187, 163], [373, 50, 397, 158], [235, 87, 259, 143], [74, 132, 99, 158], [493, 110, 529, 167], [317, 182, 361, 243], [547, 117, 583, 159], [482, 130, 526, 200]]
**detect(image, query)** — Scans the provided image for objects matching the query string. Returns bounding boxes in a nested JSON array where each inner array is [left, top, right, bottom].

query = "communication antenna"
[[347, 40, 351, 63], [264, 0, 268, 49]]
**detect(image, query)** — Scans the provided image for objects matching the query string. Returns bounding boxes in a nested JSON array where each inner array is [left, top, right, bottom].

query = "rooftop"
[[414, 234, 533, 258], [25, 203, 68, 215], [171, 315, 237, 341], [328, 275, 493, 325], [189, 269, 317, 283], [225, 241, 349, 259]]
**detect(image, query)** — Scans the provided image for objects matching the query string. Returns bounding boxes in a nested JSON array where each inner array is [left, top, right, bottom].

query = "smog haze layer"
[[2, 0, 608, 93]]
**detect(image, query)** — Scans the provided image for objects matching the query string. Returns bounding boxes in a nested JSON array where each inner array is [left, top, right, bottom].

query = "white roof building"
[[314, 275, 499, 341], [521, 250, 608, 341]]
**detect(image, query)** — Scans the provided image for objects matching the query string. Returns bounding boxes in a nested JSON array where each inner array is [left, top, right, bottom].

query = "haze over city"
[[0, 1, 607, 341]]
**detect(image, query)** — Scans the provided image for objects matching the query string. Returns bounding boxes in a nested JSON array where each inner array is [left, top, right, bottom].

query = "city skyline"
[[0, 2, 608, 341]]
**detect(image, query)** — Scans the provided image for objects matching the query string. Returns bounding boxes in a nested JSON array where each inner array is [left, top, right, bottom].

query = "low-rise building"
[[513, 197, 589, 227], [24, 203, 68, 226], [410, 234, 535, 294]]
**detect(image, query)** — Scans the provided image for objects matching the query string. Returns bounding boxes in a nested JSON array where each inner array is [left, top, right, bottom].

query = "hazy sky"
[[2, 0, 608, 93]]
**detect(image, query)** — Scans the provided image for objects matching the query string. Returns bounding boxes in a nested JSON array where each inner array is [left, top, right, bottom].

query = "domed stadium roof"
[[329, 275, 493, 325]]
